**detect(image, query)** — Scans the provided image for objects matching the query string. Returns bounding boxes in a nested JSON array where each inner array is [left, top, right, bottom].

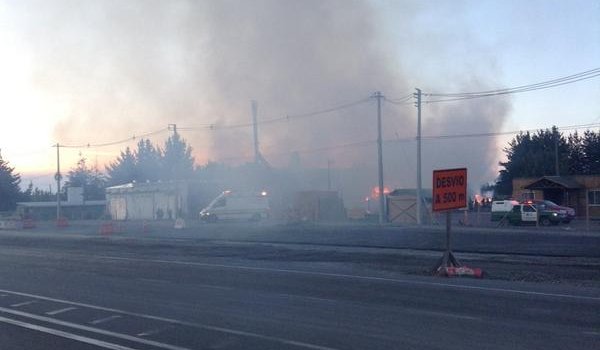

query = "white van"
[[199, 191, 270, 222], [491, 200, 519, 221]]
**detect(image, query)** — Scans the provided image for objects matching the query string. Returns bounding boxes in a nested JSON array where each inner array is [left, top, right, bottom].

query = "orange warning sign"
[[432, 168, 467, 212]]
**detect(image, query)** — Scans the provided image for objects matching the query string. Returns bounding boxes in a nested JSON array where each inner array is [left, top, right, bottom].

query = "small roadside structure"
[[386, 188, 432, 224], [105, 181, 188, 220], [513, 175, 600, 219], [16, 187, 105, 220]]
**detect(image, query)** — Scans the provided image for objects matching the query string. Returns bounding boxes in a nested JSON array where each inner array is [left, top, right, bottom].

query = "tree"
[[107, 134, 196, 185], [582, 130, 600, 174], [135, 139, 162, 182], [64, 157, 106, 200], [106, 147, 137, 186], [0, 153, 22, 211], [161, 132, 195, 180], [22, 182, 54, 202], [496, 127, 599, 196], [566, 132, 585, 174]]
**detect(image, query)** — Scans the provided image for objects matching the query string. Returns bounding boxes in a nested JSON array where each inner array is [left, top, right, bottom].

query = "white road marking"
[[136, 278, 168, 284], [297, 296, 338, 303], [195, 283, 234, 291], [137, 325, 174, 337], [96, 255, 600, 302], [90, 315, 122, 325], [0, 315, 137, 350], [0, 289, 340, 350], [582, 331, 600, 336], [10, 300, 38, 308], [46, 306, 78, 315], [136, 278, 233, 291], [408, 309, 481, 321], [0, 306, 190, 350]]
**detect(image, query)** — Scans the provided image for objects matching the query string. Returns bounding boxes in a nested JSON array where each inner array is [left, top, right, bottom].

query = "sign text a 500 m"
[[432, 168, 467, 212]]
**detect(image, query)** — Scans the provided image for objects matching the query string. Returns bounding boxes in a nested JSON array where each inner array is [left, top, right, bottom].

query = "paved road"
[[0, 225, 598, 349], [16, 219, 600, 257]]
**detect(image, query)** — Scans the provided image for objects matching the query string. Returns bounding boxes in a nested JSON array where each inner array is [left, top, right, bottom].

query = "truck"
[[506, 203, 566, 226], [490, 200, 519, 221], [199, 191, 270, 222]]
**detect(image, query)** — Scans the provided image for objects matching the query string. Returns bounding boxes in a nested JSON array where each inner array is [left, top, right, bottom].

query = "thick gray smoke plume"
[[199, 0, 403, 163], [13, 0, 510, 206]]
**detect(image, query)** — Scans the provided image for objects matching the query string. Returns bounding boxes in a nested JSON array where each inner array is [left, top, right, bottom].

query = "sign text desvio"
[[432, 168, 467, 212]]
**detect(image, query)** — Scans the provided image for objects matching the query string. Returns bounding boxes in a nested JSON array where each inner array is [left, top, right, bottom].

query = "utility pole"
[[54, 143, 62, 221], [252, 100, 260, 164], [327, 159, 333, 191], [554, 128, 560, 176], [168, 123, 177, 135], [415, 88, 423, 225], [372, 91, 386, 225]]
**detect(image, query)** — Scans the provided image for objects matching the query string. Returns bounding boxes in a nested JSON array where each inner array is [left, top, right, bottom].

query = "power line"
[[427, 68, 600, 97], [178, 97, 371, 131], [59, 128, 169, 149], [216, 139, 376, 162], [384, 94, 413, 105], [214, 122, 600, 163], [422, 68, 600, 103], [388, 122, 600, 143]]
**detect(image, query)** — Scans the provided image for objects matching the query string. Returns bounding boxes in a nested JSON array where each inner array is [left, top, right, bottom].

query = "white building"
[[105, 182, 188, 220]]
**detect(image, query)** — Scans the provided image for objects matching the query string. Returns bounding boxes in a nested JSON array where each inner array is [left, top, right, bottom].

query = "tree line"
[[0, 132, 195, 209], [495, 127, 600, 195], [0, 127, 598, 210]]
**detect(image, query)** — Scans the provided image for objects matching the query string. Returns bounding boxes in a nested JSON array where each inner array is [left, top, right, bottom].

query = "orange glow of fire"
[[370, 186, 391, 198]]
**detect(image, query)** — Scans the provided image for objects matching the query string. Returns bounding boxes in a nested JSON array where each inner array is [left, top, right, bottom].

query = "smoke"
[[9, 0, 511, 205], [199, 0, 404, 162]]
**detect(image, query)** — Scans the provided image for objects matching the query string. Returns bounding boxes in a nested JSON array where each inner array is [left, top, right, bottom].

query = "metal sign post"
[[432, 168, 467, 272]]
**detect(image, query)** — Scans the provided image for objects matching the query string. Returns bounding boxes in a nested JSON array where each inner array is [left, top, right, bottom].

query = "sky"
[[0, 0, 598, 196]]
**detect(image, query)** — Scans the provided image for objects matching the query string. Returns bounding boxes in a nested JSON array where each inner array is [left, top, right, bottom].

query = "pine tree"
[[162, 132, 195, 180], [65, 157, 106, 200], [0, 153, 23, 211], [496, 127, 599, 196], [135, 139, 162, 182], [106, 147, 137, 186], [582, 130, 600, 174]]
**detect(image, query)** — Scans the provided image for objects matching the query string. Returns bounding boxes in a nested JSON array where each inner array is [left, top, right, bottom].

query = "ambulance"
[[199, 191, 270, 222]]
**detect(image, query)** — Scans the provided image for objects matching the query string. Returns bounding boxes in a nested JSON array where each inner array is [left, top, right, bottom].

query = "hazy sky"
[[0, 0, 598, 192]]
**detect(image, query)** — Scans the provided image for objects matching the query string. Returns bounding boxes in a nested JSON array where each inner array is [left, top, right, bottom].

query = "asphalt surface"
[[0, 221, 598, 349]]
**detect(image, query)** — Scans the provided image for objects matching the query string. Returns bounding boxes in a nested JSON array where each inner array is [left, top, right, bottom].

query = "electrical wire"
[[217, 139, 376, 162], [422, 68, 600, 103], [384, 94, 413, 104], [59, 128, 169, 149], [178, 97, 371, 131], [389, 122, 600, 143], [213, 121, 600, 163], [426, 68, 600, 97]]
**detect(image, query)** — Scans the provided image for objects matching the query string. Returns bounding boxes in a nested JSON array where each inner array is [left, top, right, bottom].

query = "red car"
[[530, 200, 576, 223]]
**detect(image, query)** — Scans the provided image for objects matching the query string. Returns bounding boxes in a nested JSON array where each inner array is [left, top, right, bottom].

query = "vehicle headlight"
[[552, 212, 558, 216]]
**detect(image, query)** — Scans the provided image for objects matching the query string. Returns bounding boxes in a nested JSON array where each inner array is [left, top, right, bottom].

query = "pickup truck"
[[506, 203, 566, 226]]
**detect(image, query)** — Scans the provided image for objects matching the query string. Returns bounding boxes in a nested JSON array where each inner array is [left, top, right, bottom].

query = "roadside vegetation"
[[2, 126, 599, 211], [495, 127, 599, 196]]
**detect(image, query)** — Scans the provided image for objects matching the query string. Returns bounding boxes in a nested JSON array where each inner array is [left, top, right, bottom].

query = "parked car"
[[508, 203, 566, 226], [529, 200, 575, 223]]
